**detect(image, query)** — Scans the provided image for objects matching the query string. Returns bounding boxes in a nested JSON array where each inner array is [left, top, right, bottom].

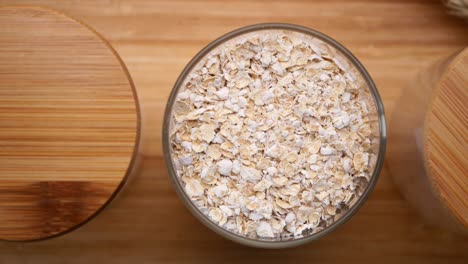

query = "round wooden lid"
[[424, 47, 468, 228], [0, 6, 139, 241]]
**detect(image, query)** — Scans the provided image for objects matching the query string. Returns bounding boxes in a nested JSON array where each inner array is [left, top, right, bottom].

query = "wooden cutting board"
[[0, 6, 140, 241]]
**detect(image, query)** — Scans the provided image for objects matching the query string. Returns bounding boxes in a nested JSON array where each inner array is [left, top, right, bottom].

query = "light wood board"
[[0, 0, 467, 263], [0, 6, 139, 241]]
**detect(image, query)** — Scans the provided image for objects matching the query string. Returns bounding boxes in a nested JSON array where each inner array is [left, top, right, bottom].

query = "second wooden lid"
[[424, 47, 468, 228]]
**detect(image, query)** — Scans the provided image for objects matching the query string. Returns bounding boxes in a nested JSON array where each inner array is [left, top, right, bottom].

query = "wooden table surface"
[[0, 0, 467, 263]]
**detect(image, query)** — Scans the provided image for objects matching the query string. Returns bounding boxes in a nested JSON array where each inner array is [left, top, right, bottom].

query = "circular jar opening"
[[163, 23, 386, 248]]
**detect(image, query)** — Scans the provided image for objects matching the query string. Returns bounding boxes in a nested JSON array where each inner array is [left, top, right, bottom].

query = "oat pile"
[[170, 30, 377, 239]]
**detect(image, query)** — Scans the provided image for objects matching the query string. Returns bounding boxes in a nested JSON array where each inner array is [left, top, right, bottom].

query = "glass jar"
[[163, 23, 386, 248], [388, 48, 468, 233]]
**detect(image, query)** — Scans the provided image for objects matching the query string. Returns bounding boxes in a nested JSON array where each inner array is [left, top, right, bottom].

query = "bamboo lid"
[[424, 47, 468, 228], [0, 6, 139, 241]]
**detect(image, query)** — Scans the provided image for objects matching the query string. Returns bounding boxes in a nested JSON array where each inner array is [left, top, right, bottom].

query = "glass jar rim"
[[163, 23, 387, 248]]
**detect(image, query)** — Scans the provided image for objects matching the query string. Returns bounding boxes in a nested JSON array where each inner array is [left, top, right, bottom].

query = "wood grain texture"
[[425, 48, 468, 227], [388, 48, 467, 233], [0, 6, 139, 241], [0, 0, 467, 263]]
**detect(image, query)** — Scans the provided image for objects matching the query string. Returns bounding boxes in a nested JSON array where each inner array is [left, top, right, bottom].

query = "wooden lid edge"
[[0, 5, 141, 242], [422, 47, 468, 229]]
